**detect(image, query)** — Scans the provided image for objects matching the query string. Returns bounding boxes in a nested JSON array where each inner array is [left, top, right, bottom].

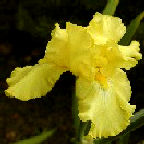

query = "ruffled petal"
[[66, 22, 95, 80], [76, 69, 135, 138], [5, 64, 66, 101], [92, 43, 125, 77], [39, 23, 69, 67], [119, 41, 142, 70], [87, 12, 126, 44]]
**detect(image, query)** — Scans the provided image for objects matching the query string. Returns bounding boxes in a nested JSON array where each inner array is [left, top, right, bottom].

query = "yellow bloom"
[[75, 13, 141, 138], [5, 12, 142, 138]]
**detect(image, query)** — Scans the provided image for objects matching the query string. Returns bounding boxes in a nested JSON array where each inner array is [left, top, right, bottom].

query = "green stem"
[[72, 86, 80, 144], [72, 86, 80, 138], [72, 86, 90, 144], [77, 121, 88, 143]]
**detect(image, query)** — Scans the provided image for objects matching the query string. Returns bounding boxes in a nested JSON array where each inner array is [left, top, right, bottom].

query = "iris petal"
[[39, 23, 69, 67], [66, 22, 95, 80], [76, 69, 135, 138], [119, 41, 142, 70], [5, 64, 66, 101], [88, 12, 126, 44]]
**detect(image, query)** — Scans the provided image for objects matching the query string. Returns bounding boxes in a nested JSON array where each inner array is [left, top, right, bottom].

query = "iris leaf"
[[119, 11, 144, 45], [103, 0, 119, 16], [12, 129, 56, 144]]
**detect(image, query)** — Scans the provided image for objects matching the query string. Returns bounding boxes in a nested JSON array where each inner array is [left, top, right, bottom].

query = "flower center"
[[95, 68, 108, 89]]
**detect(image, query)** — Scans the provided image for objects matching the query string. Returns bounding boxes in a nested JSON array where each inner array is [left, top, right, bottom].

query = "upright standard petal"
[[5, 64, 66, 101], [39, 23, 69, 67], [119, 41, 142, 70], [66, 22, 95, 80], [87, 12, 126, 44], [76, 69, 135, 138]]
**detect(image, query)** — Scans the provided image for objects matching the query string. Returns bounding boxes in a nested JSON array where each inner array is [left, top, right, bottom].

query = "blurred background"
[[0, 0, 144, 143]]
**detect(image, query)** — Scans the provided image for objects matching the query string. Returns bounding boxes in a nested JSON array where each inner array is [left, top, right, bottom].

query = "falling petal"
[[76, 69, 135, 138], [6, 64, 66, 101]]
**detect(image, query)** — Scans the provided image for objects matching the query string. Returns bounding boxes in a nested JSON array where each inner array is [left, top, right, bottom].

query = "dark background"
[[0, 0, 144, 143]]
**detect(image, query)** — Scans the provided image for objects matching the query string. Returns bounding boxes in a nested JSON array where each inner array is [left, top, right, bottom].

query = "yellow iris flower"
[[5, 12, 142, 138]]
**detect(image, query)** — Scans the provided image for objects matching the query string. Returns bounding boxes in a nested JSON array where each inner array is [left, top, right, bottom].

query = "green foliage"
[[79, 0, 105, 10], [16, 4, 54, 39], [12, 129, 55, 144], [103, 0, 119, 16], [93, 109, 144, 144], [119, 11, 144, 45], [116, 133, 130, 144]]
